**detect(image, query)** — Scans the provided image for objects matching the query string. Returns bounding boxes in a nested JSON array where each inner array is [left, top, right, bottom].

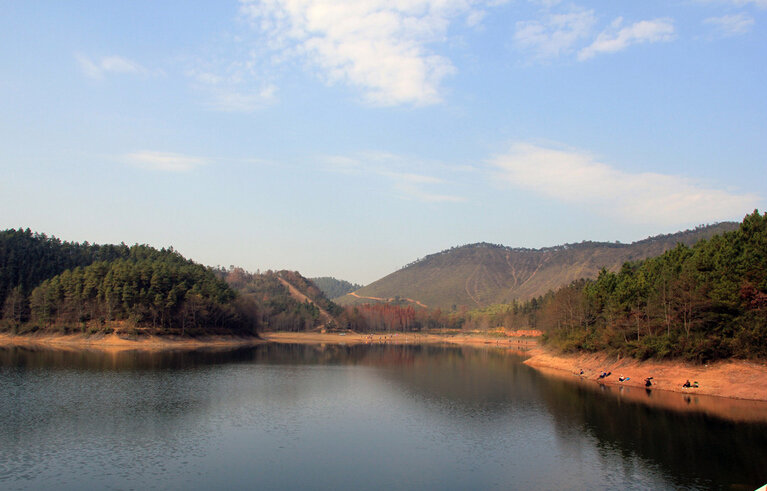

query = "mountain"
[[310, 277, 363, 299], [336, 222, 739, 310], [0, 228, 344, 335]]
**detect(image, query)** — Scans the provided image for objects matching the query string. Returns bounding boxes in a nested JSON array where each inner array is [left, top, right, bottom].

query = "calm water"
[[1, 343, 766, 490]]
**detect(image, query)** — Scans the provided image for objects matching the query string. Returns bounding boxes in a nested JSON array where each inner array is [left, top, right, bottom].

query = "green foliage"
[[1, 232, 259, 336], [536, 211, 767, 362], [0, 228, 132, 319]]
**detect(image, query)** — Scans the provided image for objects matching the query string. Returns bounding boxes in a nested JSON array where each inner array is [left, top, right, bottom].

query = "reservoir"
[[1, 343, 766, 490]]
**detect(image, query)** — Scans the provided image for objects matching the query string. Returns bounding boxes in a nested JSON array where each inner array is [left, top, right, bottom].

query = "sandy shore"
[[524, 347, 767, 402], [0, 332, 264, 353], [265, 332, 767, 408], [262, 331, 538, 349]]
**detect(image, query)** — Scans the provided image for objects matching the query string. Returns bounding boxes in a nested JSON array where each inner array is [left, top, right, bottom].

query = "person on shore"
[[645, 377, 653, 387], [683, 380, 691, 388]]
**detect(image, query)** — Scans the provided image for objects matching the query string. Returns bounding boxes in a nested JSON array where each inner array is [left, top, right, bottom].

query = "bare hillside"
[[336, 222, 738, 310]]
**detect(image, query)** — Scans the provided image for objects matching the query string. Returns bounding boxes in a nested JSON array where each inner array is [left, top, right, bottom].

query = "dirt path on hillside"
[[346, 292, 429, 309], [517, 253, 549, 290], [276, 276, 334, 326], [506, 253, 520, 288], [464, 264, 483, 307]]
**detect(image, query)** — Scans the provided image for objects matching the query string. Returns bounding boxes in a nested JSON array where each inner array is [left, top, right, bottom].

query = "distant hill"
[[336, 222, 739, 310], [310, 277, 363, 300]]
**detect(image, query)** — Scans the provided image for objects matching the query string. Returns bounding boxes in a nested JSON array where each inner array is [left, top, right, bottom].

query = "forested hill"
[[337, 222, 738, 310], [0, 229, 258, 336], [0, 228, 132, 308], [216, 268, 342, 331], [310, 277, 363, 300], [532, 210, 767, 361]]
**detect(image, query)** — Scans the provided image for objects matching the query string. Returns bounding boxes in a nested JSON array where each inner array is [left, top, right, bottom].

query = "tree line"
[[0, 228, 133, 312], [1, 231, 258, 336], [5, 210, 764, 357], [337, 303, 463, 332], [498, 211, 767, 361]]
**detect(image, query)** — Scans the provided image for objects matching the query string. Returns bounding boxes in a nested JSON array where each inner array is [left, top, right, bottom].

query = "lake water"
[[1, 343, 766, 490]]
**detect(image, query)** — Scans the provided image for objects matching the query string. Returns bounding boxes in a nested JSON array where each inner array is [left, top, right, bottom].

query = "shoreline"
[[261, 331, 538, 349], [523, 347, 767, 402], [0, 332, 264, 353], [4, 330, 767, 407], [264, 332, 767, 408]]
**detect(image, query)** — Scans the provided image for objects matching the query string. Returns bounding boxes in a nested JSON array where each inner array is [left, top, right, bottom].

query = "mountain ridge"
[[337, 222, 739, 310]]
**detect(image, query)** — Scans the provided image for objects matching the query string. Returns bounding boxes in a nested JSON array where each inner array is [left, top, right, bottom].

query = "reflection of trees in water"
[[536, 375, 767, 489], [0, 343, 526, 374], [0, 345, 261, 371]]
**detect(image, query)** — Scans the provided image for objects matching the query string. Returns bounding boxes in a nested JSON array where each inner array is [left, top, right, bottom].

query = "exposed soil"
[[0, 332, 263, 353], [346, 292, 429, 309], [276, 276, 334, 326], [262, 331, 537, 349], [524, 347, 767, 402]]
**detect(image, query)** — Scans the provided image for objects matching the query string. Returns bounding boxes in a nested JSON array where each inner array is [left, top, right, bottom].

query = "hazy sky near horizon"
[[2, 0, 765, 284]]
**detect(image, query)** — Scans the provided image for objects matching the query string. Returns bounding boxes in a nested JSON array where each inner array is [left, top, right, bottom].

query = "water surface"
[[1, 344, 766, 490]]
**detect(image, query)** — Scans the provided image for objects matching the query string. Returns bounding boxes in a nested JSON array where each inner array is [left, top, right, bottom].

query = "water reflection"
[[534, 373, 767, 490], [1, 343, 766, 490], [0, 345, 260, 371]]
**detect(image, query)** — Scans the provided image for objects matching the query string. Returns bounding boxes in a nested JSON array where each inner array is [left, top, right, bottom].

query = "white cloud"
[[186, 55, 278, 112], [203, 84, 277, 112], [578, 17, 675, 61], [492, 143, 759, 225], [323, 155, 361, 174], [703, 13, 755, 36], [238, 0, 491, 106], [122, 151, 208, 172], [466, 9, 486, 28], [323, 152, 465, 202], [388, 172, 467, 202], [76, 54, 154, 79], [514, 8, 597, 60]]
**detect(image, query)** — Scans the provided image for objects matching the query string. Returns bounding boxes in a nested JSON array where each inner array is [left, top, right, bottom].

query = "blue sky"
[[1, 0, 765, 284]]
